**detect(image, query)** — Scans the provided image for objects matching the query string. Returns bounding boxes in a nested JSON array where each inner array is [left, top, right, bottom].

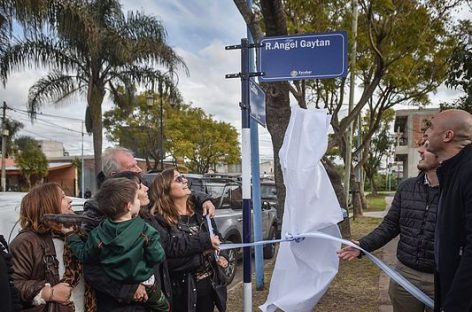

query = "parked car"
[[0, 192, 86, 244], [260, 180, 277, 208]]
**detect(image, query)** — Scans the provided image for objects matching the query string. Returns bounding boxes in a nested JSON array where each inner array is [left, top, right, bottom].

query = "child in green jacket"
[[67, 178, 168, 312]]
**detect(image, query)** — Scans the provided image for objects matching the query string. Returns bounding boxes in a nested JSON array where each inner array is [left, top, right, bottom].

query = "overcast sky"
[[0, 0, 469, 159]]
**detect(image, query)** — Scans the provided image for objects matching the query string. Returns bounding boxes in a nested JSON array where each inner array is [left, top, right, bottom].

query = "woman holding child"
[[151, 168, 228, 312], [69, 172, 169, 312], [9, 183, 84, 312], [67, 178, 169, 312]]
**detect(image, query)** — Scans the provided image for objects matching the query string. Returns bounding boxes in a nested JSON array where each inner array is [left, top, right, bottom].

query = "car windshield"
[[261, 184, 277, 199], [205, 183, 226, 199]]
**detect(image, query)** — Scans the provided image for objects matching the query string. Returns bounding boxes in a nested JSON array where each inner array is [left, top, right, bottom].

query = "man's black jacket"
[[359, 171, 439, 273], [435, 144, 472, 312]]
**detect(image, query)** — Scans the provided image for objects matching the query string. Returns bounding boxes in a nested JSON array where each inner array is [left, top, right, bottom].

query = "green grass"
[[365, 193, 387, 212]]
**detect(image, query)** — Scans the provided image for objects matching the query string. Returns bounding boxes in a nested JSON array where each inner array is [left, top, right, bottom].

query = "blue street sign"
[[249, 79, 266, 127], [258, 31, 348, 82]]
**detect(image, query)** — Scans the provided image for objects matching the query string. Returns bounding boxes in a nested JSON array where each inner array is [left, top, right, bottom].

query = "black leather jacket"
[[0, 235, 21, 312], [155, 207, 226, 312]]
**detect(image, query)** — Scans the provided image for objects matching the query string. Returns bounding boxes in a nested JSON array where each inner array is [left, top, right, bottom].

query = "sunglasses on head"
[[174, 175, 186, 183]]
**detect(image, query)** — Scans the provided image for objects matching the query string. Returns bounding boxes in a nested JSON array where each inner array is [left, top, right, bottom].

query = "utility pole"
[[159, 80, 164, 171], [343, 0, 359, 208], [1, 102, 8, 192], [81, 121, 85, 197]]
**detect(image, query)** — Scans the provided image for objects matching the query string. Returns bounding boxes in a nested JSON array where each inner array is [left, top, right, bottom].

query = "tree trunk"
[[352, 181, 363, 218], [323, 158, 351, 238], [257, 0, 290, 227], [25, 173, 31, 190], [88, 82, 105, 180], [370, 176, 377, 195], [360, 179, 368, 211], [145, 157, 151, 171], [264, 82, 291, 225]]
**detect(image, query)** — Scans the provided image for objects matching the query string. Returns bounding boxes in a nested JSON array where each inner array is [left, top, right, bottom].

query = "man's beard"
[[417, 162, 437, 171]]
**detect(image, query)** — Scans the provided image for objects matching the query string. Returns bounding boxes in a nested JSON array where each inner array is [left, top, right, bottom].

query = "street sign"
[[258, 31, 348, 82], [249, 79, 266, 127]]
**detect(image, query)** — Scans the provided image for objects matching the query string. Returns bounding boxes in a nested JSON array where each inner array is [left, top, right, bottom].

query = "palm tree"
[[1, 0, 51, 56], [1, 0, 186, 176]]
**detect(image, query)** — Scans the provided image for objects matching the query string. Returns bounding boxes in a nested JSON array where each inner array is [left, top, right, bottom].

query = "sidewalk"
[[364, 196, 397, 312]]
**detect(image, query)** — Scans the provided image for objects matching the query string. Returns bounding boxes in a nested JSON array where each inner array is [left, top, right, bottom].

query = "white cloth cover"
[[260, 106, 344, 312]]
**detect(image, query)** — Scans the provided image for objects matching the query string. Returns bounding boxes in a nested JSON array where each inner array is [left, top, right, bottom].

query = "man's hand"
[[202, 201, 216, 217], [337, 240, 361, 261]]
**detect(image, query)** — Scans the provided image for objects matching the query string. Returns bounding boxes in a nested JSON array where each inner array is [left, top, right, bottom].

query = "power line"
[[8, 108, 83, 134], [7, 106, 84, 122], [9, 113, 84, 138], [20, 128, 62, 141]]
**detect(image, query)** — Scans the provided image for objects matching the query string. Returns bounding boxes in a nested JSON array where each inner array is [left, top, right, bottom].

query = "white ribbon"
[[220, 231, 434, 309]]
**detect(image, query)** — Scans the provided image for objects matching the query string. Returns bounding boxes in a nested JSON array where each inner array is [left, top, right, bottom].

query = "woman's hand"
[[60, 224, 78, 235], [217, 256, 229, 268], [133, 284, 148, 302], [51, 282, 72, 305], [210, 235, 221, 250], [202, 201, 216, 218]]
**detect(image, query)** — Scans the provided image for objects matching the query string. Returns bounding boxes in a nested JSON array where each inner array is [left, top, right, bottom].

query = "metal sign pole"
[[240, 38, 253, 312], [246, 0, 264, 290], [226, 38, 264, 311]]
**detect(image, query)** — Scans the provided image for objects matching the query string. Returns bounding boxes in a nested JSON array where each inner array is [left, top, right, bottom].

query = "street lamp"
[[147, 72, 180, 171]]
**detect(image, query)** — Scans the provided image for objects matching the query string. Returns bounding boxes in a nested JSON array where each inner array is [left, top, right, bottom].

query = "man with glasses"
[[81, 146, 216, 311], [95, 146, 215, 216]]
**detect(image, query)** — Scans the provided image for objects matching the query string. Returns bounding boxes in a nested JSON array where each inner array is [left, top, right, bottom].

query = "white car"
[[0, 192, 86, 243]]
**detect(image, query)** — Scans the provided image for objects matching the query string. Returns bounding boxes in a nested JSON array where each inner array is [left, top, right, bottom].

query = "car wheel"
[[263, 225, 277, 259], [221, 241, 237, 284]]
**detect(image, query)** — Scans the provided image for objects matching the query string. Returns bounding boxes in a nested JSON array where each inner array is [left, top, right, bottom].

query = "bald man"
[[425, 109, 472, 312]]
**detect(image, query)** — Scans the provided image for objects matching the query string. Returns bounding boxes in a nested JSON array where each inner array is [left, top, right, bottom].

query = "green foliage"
[[444, 20, 472, 112], [15, 135, 48, 189], [365, 193, 386, 211], [362, 108, 395, 194], [364, 172, 398, 193], [0, 0, 51, 54], [104, 93, 241, 173], [0, 118, 23, 156], [278, 0, 457, 171]]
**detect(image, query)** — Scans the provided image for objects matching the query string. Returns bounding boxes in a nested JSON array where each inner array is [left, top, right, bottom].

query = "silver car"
[[212, 182, 279, 283]]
